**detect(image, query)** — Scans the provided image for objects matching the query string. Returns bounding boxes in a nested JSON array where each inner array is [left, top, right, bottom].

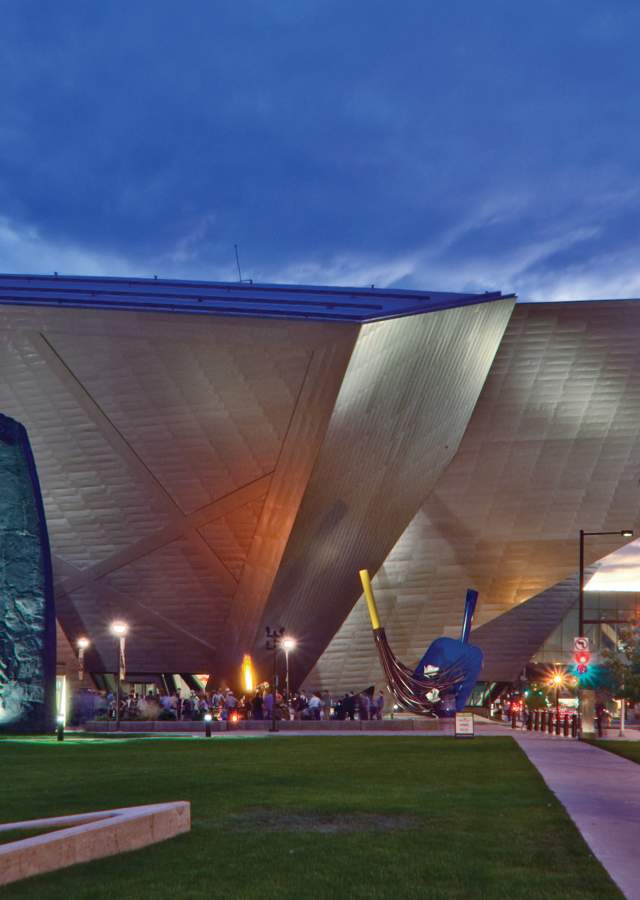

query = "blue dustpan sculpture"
[[359, 570, 483, 717], [412, 590, 483, 713]]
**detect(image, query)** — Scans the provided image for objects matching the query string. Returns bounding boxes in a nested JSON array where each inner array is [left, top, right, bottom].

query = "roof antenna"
[[233, 244, 253, 285]]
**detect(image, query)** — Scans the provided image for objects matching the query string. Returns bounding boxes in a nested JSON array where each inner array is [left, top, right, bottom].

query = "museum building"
[[1, 273, 640, 725]]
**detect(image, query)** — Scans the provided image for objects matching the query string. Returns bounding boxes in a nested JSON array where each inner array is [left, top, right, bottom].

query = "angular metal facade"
[[308, 301, 640, 692], [0, 276, 513, 684], [237, 300, 515, 677]]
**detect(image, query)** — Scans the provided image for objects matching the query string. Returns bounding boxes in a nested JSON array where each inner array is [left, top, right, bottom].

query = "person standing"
[[263, 688, 274, 720], [295, 691, 308, 720], [359, 693, 371, 721], [344, 692, 356, 721], [251, 690, 263, 720], [308, 692, 322, 720], [224, 690, 237, 720]]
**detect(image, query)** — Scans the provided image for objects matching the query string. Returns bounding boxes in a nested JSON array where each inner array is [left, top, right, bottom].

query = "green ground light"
[[0, 736, 621, 900]]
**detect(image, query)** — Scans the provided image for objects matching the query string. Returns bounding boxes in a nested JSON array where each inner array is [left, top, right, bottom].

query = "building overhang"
[[0, 273, 514, 324]]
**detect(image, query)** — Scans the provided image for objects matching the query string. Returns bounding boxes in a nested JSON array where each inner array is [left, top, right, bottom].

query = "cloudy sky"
[[2, 2, 640, 299]]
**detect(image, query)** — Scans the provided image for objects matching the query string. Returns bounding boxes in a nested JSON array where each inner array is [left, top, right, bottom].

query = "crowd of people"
[[71, 685, 386, 724]]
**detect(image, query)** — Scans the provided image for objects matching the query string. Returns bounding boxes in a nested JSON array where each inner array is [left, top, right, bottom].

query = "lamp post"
[[552, 673, 563, 720], [110, 621, 129, 730], [76, 636, 90, 682], [265, 627, 284, 733], [578, 530, 633, 638], [281, 637, 296, 701]]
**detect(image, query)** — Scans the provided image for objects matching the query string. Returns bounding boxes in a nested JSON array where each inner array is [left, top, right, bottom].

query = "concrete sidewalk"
[[515, 734, 640, 899]]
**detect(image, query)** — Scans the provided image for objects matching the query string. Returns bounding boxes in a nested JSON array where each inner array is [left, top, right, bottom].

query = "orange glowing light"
[[241, 654, 255, 693], [545, 667, 567, 689]]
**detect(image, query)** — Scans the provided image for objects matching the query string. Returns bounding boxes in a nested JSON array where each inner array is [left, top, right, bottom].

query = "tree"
[[601, 621, 640, 702]]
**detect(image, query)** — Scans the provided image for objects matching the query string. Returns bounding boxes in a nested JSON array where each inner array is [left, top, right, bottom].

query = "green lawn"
[[592, 739, 640, 765], [0, 735, 620, 900]]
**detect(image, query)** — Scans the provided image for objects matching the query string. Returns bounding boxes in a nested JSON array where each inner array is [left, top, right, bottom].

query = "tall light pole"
[[282, 637, 296, 701], [579, 529, 633, 638], [110, 621, 129, 730], [76, 636, 90, 682], [265, 627, 284, 733], [551, 672, 563, 720]]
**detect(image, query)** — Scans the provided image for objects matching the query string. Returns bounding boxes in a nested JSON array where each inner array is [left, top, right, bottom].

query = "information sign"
[[454, 712, 474, 738]]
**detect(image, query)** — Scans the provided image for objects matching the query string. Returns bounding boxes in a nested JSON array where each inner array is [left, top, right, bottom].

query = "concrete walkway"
[[515, 733, 640, 899]]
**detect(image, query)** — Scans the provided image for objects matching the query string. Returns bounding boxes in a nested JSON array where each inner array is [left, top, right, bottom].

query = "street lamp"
[[109, 620, 129, 730], [265, 627, 284, 733], [282, 637, 297, 701], [551, 672, 564, 721], [76, 636, 90, 682], [578, 530, 634, 637]]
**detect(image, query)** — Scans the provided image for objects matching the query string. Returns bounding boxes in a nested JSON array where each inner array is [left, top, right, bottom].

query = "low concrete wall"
[[0, 802, 190, 887], [84, 717, 444, 734]]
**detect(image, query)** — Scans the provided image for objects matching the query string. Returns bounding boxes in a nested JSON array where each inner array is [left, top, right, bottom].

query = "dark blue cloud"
[[1, 1, 640, 297]]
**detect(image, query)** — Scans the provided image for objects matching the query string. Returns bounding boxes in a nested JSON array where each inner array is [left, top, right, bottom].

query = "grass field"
[[0, 735, 620, 899], [592, 739, 640, 766]]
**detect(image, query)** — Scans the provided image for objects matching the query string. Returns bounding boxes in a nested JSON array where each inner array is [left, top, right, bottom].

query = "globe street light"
[[110, 621, 129, 730], [282, 637, 297, 702], [76, 636, 90, 682]]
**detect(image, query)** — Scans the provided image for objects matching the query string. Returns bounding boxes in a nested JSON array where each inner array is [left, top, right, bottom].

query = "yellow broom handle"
[[359, 569, 381, 630]]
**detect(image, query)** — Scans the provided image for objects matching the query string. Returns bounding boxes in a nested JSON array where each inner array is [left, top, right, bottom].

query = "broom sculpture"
[[359, 569, 483, 716]]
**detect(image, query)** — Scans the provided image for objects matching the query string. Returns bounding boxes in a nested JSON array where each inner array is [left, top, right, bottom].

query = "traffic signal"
[[574, 649, 591, 675]]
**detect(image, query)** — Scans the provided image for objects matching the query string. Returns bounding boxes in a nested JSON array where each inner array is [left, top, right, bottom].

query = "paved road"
[[515, 733, 640, 899]]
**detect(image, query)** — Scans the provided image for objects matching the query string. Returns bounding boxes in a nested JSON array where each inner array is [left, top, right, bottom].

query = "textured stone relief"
[[0, 414, 54, 731]]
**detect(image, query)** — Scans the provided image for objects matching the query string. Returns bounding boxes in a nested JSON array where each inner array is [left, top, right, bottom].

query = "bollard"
[[534, 710, 540, 731], [555, 713, 561, 736], [547, 711, 554, 735], [204, 713, 212, 738], [563, 715, 570, 738], [511, 711, 517, 729], [571, 714, 578, 739], [540, 710, 547, 731], [56, 715, 64, 742], [596, 714, 603, 738], [526, 711, 533, 731]]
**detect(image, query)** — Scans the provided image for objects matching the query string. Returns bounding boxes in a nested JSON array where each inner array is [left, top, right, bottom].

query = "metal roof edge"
[[0, 273, 513, 324]]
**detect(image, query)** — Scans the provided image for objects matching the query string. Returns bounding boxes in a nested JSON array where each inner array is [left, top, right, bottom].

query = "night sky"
[[2, 2, 640, 299]]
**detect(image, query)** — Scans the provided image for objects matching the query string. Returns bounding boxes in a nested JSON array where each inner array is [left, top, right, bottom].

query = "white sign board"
[[573, 636, 590, 653], [455, 712, 474, 738]]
